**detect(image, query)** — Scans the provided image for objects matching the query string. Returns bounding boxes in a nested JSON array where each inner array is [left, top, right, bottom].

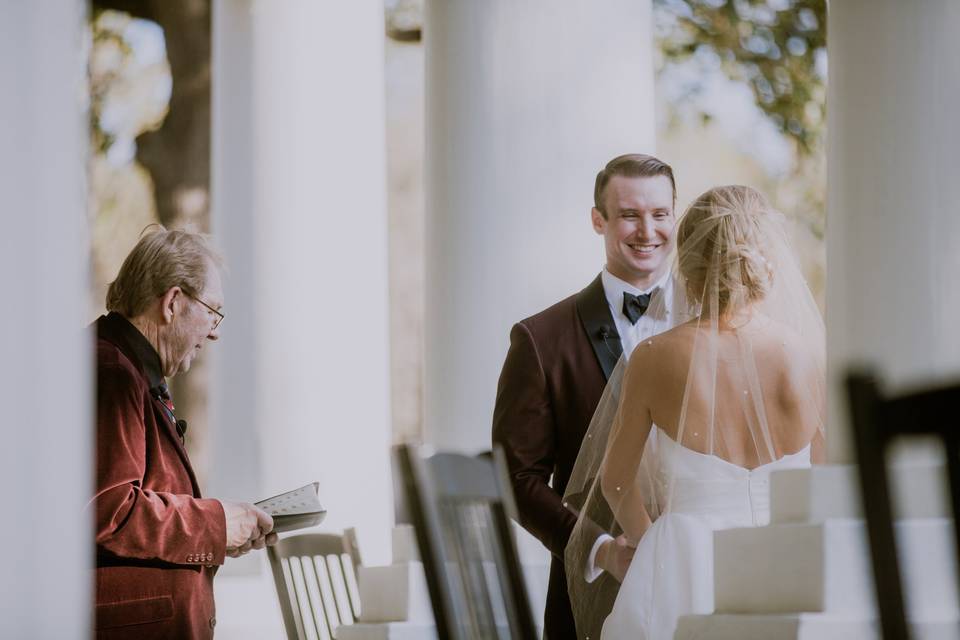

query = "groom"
[[492, 153, 677, 639]]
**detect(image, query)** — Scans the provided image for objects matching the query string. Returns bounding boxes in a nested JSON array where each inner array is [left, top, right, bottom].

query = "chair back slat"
[[289, 556, 323, 639], [323, 555, 354, 626], [340, 550, 362, 618], [946, 430, 960, 589], [397, 444, 538, 640], [847, 369, 960, 640], [443, 499, 499, 637], [268, 532, 361, 640]]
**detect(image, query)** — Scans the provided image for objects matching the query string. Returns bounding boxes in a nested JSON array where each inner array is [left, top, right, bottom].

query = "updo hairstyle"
[[676, 185, 774, 317]]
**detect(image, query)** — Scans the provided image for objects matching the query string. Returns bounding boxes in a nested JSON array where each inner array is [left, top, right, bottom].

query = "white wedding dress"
[[600, 427, 811, 640]]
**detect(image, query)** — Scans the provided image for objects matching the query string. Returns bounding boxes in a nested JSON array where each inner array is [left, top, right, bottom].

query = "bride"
[[563, 185, 826, 640]]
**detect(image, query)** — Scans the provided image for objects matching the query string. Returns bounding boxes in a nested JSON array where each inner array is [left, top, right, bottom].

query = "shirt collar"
[[98, 312, 166, 390], [601, 267, 669, 312]]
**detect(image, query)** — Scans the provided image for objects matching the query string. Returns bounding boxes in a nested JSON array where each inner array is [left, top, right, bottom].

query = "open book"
[[255, 482, 327, 533]]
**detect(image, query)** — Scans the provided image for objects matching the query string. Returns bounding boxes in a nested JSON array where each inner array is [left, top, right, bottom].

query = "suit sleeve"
[[492, 322, 577, 560], [93, 364, 227, 566]]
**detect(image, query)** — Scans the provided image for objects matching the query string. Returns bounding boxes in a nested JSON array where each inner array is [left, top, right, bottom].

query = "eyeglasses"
[[185, 291, 225, 330]]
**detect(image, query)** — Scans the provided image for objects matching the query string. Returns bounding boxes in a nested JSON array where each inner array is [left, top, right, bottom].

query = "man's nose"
[[208, 325, 220, 341], [636, 216, 655, 239]]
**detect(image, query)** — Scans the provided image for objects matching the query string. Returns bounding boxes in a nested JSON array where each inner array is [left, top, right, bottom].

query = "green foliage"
[[88, 10, 171, 164], [655, 0, 826, 155], [89, 10, 133, 155]]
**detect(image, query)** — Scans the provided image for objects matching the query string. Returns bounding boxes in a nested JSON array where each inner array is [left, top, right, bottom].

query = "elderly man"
[[92, 227, 274, 639]]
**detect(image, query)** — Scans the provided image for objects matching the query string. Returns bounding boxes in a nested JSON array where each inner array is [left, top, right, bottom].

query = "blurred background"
[[3, 0, 833, 636], [8, 1, 960, 638], [87, 0, 825, 471], [83, 3, 825, 632]]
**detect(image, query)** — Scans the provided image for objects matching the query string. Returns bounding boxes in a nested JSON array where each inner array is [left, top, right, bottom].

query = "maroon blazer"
[[92, 313, 227, 639], [493, 275, 621, 640]]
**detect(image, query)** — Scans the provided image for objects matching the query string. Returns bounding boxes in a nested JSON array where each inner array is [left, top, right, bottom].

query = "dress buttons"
[[209, 616, 216, 629], [186, 554, 194, 563]]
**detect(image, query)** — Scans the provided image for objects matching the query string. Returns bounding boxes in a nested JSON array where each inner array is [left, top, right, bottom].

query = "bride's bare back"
[[627, 313, 824, 469]]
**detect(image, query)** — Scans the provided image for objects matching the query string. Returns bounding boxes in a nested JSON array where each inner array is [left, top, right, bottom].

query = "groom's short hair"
[[594, 153, 676, 218]]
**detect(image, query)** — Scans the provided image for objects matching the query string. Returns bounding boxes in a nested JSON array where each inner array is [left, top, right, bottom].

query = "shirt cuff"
[[585, 533, 614, 583]]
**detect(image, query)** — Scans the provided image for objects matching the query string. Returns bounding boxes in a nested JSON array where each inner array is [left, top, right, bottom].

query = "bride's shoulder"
[[625, 325, 694, 374], [634, 323, 695, 352], [757, 319, 822, 388], [760, 317, 815, 356]]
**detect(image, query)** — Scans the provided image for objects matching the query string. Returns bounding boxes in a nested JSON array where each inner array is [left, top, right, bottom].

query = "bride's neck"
[[701, 305, 758, 331]]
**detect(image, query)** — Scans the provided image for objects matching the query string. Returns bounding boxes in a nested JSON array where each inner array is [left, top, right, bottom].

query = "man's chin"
[[176, 357, 194, 376], [626, 256, 666, 277]]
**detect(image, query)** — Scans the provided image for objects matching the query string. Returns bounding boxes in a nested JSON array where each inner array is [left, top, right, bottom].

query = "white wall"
[[826, 0, 960, 462], [0, 1, 91, 637], [423, 0, 658, 452], [212, 0, 393, 568]]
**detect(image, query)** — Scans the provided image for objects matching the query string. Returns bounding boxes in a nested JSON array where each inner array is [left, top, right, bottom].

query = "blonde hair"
[[106, 225, 223, 317], [677, 185, 774, 317]]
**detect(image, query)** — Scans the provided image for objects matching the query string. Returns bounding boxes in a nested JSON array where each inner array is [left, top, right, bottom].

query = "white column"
[[212, 0, 393, 564], [0, 1, 90, 637], [424, 0, 657, 452], [826, 0, 960, 462], [210, 0, 260, 524]]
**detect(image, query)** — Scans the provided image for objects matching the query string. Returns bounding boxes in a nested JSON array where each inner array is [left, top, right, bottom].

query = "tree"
[[91, 0, 211, 229], [656, 0, 826, 155]]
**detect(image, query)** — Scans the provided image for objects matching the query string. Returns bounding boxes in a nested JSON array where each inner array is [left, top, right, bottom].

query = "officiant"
[[90, 227, 276, 639]]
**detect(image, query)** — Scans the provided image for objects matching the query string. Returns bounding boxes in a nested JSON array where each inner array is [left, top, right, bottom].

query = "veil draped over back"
[[562, 186, 826, 638]]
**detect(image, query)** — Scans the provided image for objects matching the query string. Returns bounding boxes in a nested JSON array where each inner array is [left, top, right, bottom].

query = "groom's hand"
[[597, 534, 636, 583]]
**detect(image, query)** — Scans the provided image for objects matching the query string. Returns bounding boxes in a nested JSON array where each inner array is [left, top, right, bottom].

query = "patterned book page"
[[255, 482, 322, 516]]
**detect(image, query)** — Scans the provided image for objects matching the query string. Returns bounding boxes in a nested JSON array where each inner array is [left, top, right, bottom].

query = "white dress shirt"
[[585, 267, 675, 582], [601, 267, 674, 359]]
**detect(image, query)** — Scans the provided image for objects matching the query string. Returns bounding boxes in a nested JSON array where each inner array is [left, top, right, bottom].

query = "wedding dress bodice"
[[653, 426, 811, 527], [601, 428, 813, 640]]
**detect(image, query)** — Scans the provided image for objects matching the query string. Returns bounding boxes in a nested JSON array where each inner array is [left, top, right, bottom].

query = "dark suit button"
[[209, 617, 216, 628]]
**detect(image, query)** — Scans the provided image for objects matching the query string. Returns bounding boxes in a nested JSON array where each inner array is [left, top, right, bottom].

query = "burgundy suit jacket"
[[493, 275, 621, 640], [92, 313, 226, 639]]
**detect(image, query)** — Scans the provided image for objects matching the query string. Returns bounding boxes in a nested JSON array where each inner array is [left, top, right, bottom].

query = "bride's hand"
[[597, 534, 637, 583]]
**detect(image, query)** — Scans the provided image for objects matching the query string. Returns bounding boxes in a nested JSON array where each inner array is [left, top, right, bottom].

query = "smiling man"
[[591, 164, 675, 292], [91, 227, 275, 639], [493, 154, 677, 640]]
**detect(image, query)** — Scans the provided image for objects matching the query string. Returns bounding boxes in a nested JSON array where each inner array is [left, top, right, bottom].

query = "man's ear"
[[159, 286, 184, 325], [591, 207, 607, 235]]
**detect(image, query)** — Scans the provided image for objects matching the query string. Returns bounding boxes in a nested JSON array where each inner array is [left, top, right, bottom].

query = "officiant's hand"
[[222, 500, 275, 557], [596, 534, 636, 583]]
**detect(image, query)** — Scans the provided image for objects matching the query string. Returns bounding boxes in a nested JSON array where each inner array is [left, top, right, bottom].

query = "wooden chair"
[[395, 444, 538, 640], [267, 529, 363, 640], [847, 369, 960, 640]]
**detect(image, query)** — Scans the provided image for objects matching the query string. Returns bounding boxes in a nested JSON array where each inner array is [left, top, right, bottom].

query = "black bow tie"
[[622, 291, 652, 325]]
